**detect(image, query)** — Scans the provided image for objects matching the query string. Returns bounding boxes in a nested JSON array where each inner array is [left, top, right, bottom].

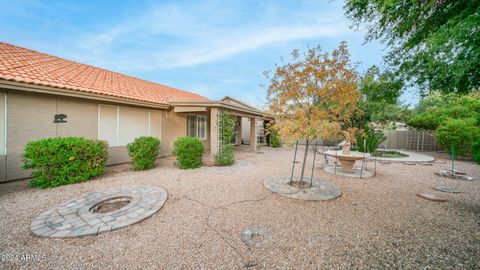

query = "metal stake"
[[310, 141, 318, 187], [451, 144, 455, 177], [290, 141, 299, 184]]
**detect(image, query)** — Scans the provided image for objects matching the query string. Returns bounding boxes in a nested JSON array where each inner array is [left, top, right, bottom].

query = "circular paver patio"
[[324, 165, 374, 178], [30, 186, 168, 238], [263, 176, 342, 201]]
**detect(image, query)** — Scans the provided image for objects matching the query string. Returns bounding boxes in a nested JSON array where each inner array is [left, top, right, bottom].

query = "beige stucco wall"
[[161, 110, 211, 156], [0, 89, 207, 182]]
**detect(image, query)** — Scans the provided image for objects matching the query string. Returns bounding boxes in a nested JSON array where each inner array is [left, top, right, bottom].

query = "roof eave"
[[0, 79, 170, 109]]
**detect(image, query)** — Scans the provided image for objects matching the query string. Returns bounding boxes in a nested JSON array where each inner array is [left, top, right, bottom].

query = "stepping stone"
[[379, 160, 391, 164], [420, 162, 433, 166], [446, 169, 466, 175], [433, 186, 462, 193], [416, 193, 448, 202], [435, 171, 474, 181], [402, 162, 417, 165]]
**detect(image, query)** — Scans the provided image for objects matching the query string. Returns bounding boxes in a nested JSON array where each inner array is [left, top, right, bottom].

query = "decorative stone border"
[[241, 228, 272, 248], [323, 166, 373, 178], [31, 186, 167, 238], [263, 176, 342, 201]]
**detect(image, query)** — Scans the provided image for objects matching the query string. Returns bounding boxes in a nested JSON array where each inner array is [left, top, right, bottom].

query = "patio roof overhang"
[[170, 99, 274, 121]]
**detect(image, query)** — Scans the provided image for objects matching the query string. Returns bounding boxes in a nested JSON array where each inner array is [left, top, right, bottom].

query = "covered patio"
[[170, 96, 274, 163]]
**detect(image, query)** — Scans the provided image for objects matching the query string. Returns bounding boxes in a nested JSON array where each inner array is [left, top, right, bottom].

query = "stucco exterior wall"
[[0, 89, 203, 182], [161, 110, 211, 156]]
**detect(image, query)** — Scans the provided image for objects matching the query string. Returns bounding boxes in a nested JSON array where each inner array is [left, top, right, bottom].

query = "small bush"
[[356, 125, 386, 153], [173, 137, 205, 169], [216, 144, 235, 166], [269, 128, 282, 148], [127, 136, 160, 170], [23, 137, 108, 188], [435, 118, 480, 157], [472, 140, 480, 164]]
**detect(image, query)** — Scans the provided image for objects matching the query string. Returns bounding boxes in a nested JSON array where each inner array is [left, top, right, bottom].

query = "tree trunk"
[[300, 139, 309, 182]]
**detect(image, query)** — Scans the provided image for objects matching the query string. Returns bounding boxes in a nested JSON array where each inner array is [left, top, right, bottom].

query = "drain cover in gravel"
[[241, 228, 272, 248], [31, 186, 167, 238], [416, 193, 448, 202], [263, 176, 342, 201]]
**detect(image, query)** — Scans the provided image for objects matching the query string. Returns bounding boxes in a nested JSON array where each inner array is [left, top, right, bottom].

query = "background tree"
[[353, 65, 408, 128], [266, 42, 359, 181], [408, 92, 480, 158], [345, 0, 480, 95]]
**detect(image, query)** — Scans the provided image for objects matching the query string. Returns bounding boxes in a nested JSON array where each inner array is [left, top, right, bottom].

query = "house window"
[[0, 93, 5, 155], [187, 115, 207, 140], [98, 104, 162, 147]]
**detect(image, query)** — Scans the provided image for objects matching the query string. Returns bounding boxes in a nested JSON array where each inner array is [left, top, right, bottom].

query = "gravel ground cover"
[[0, 146, 479, 269]]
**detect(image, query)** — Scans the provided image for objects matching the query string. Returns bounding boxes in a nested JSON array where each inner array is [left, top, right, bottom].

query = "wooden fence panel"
[[382, 130, 438, 151]]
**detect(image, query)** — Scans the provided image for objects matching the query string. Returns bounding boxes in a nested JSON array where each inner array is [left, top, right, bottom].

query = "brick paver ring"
[[30, 186, 168, 238]]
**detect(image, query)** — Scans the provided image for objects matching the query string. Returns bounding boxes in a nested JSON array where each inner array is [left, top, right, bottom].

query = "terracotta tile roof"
[[0, 42, 208, 105]]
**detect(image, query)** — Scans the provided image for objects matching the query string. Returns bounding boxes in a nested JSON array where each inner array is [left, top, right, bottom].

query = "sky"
[[0, 0, 418, 108]]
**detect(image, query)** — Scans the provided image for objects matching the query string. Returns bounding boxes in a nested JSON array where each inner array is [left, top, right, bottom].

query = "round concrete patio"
[[263, 176, 342, 201]]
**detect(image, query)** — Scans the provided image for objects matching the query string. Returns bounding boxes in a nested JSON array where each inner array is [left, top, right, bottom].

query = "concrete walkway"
[[371, 149, 435, 163]]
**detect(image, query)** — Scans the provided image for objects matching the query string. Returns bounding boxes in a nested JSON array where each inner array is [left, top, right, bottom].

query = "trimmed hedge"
[[173, 137, 205, 169], [23, 137, 108, 188], [127, 136, 160, 170]]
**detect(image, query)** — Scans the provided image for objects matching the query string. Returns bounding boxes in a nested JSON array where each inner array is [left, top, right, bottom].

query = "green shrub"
[[435, 118, 480, 157], [472, 140, 480, 164], [216, 144, 235, 166], [173, 137, 205, 169], [269, 128, 282, 148], [127, 136, 160, 171], [23, 137, 108, 188], [356, 125, 387, 153], [215, 111, 236, 166]]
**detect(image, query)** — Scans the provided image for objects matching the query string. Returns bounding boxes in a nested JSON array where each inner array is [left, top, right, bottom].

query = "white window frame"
[[98, 104, 162, 147], [187, 114, 207, 140]]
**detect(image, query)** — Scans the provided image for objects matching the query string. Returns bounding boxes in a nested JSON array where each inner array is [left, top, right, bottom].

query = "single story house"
[[0, 42, 272, 182]]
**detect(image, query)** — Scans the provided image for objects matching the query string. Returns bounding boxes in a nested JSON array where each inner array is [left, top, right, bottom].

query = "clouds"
[[73, 1, 351, 71], [0, 0, 401, 104]]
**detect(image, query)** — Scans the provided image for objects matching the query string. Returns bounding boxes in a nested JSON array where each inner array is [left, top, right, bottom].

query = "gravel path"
[[0, 146, 479, 269]]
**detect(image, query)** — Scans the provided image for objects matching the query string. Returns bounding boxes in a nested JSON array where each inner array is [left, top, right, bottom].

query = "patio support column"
[[210, 108, 219, 162], [236, 117, 242, 145], [250, 117, 257, 152]]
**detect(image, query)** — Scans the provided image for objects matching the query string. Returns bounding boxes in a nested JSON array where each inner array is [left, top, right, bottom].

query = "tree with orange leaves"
[[265, 42, 359, 182]]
